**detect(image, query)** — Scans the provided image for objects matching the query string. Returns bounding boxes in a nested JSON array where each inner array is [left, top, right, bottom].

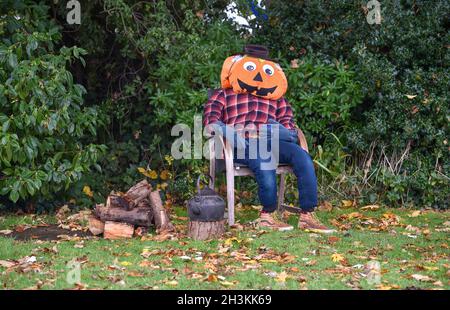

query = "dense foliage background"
[[0, 0, 448, 211]]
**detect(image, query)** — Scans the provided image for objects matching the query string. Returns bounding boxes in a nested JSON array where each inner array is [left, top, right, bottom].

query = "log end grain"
[[88, 216, 105, 235], [104, 221, 134, 239]]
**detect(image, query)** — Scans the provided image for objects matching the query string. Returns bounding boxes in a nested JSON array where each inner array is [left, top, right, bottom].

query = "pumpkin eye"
[[243, 61, 257, 72], [263, 64, 274, 76]]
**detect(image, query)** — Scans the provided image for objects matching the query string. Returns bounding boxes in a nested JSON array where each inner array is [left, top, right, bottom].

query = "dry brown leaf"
[[275, 271, 289, 283], [411, 274, 434, 282], [0, 260, 17, 268], [318, 201, 333, 212], [405, 225, 421, 234], [327, 236, 340, 244], [360, 205, 380, 211], [409, 210, 421, 217], [206, 274, 218, 282], [341, 200, 355, 209]]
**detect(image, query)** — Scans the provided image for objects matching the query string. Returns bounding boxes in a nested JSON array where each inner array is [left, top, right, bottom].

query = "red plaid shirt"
[[203, 88, 296, 131]]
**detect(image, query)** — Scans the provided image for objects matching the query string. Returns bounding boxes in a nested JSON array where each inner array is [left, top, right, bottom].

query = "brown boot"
[[257, 212, 294, 232], [298, 211, 336, 234]]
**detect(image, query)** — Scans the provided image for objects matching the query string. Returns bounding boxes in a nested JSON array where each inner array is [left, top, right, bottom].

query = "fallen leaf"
[[331, 253, 345, 263], [422, 266, 439, 271], [405, 94, 417, 99], [275, 271, 289, 283], [405, 225, 421, 234], [360, 205, 380, 211], [411, 274, 434, 282], [347, 212, 363, 219], [128, 271, 144, 277], [206, 274, 218, 282], [0, 260, 17, 268], [327, 236, 340, 244], [409, 210, 421, 217], [341, 200, 355, 209], [318, 201, 333, 212], [220, 280, 236, 287], [165, 280, 178, 287], [376, 284, 393, 290], [224, 237, 241, 246]]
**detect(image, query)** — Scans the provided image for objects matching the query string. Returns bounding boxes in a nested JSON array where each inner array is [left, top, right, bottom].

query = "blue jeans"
[[233, 139, 318, 213]]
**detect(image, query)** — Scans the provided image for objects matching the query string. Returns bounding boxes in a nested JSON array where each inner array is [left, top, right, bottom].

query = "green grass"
[[0, 206, 448, 290]]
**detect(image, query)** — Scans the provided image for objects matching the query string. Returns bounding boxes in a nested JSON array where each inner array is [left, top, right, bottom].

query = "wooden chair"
[[206, 90, 309, 226]]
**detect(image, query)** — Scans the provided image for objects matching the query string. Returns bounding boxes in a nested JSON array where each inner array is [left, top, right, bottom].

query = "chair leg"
[[209, 162, 215, 190], [277, 173, 286, 216], [226, 168, 235, 226]]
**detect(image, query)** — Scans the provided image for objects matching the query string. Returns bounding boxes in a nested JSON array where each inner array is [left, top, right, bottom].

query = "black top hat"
[[243, 44, 270, 59], [240, 44, 279, 63]]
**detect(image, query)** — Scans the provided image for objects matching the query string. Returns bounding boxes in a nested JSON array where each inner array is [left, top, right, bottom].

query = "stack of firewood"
[[88, 180, 174, 239]]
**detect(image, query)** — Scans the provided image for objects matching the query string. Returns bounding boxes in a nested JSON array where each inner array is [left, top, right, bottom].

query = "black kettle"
[[187, 175, 225, 222]]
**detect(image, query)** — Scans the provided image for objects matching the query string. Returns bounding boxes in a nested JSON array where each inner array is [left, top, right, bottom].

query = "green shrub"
[[283, 54, 363, 143], [0, 3, 106, 204], [249, 0, 449, 208]]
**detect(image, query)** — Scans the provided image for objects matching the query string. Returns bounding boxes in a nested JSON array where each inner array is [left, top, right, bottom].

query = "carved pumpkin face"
[[220, 55, 287, 100]]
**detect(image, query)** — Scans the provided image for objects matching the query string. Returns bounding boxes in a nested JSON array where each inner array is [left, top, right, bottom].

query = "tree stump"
[[188, 220, 225, 240], [103, 221, 134, 239]]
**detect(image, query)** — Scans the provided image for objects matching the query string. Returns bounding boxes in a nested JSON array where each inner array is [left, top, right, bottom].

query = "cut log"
[[106, 193, 131, 210], [88, 215, 105, 235], [94, 204, 153, 227], [125, 180, 152, 208], [188, 220, 225, 240], [104, 221, 134, 239], [104, 180, 152, 210], [148, 190, 175, 233], [134, 226, 148, 237]]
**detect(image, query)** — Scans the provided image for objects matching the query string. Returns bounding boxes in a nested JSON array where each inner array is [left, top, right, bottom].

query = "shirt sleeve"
[[203, 89, 225, 126], [276, 97, 296, 129]]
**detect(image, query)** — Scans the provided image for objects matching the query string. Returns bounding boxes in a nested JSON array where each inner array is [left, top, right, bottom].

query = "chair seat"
[[215, 158, 293, 176], [234, 163, 293, 176]]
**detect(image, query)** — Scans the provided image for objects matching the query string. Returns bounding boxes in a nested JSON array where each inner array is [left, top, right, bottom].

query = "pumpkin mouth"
[[238, 79, 277, 97]]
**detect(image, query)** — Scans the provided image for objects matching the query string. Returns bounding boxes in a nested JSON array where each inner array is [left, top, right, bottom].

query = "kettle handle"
[[196, 174, 213, 195]]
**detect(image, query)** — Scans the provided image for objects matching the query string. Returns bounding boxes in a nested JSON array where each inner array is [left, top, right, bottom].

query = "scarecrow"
[[203, 45, 335, 233]]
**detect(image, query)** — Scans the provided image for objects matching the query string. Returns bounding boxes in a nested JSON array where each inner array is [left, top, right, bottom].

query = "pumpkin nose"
[[253, 72, 263, 82]]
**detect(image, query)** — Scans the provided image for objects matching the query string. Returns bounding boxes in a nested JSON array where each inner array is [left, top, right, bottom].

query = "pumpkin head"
[[220, 54, 288, 100]]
